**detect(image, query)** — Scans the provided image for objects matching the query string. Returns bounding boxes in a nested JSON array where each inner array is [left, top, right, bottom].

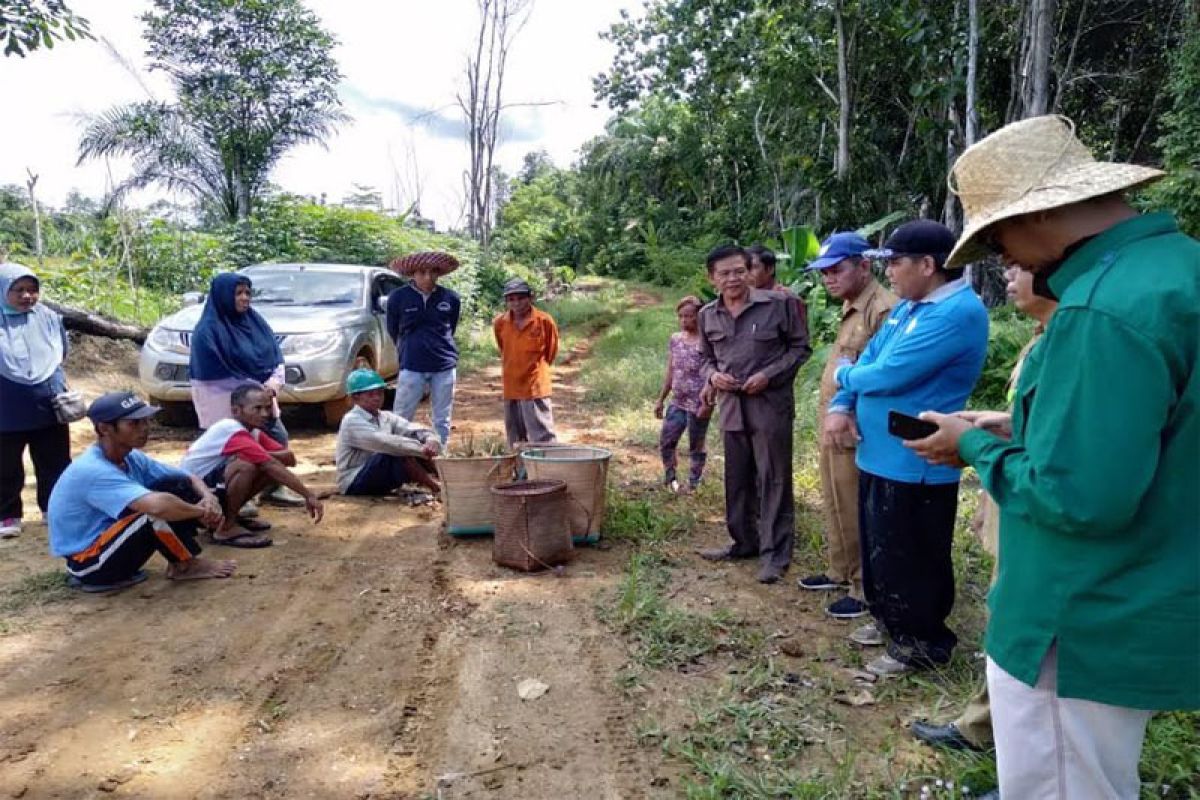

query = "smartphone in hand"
[[888, 409, 939, 441]]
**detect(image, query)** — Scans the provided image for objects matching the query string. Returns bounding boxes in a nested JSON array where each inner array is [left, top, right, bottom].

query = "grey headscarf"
[[0, 263, 66, 386]]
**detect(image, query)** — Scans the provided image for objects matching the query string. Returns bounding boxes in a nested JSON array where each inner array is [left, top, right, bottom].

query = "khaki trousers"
[[817, 441, 862, 597]]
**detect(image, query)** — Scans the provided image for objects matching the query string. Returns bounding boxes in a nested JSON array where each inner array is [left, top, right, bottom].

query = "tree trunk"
[[1023, 0, 1057, 117], [43, 301, 149, 344], [965, 0, 980, 146], [834, 0, 851, 180]]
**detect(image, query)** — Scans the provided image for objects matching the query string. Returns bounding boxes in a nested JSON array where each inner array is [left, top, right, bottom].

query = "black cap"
[[87, 391, 161, 423], [502, 278, 533, 297], [864, 220, 957, 261]]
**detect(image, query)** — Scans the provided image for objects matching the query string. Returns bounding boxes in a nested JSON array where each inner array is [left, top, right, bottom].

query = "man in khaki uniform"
[[796, 232, 896, 618]]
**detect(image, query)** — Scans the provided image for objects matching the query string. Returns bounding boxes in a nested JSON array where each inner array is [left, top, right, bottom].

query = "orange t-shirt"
[[492, 307, 559, 399]]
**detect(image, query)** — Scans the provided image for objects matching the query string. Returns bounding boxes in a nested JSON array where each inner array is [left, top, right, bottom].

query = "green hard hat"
[[346, 368, 386, 395]]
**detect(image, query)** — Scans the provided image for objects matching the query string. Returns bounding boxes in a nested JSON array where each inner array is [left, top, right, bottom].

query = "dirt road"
[[0, 329, 672, 799]]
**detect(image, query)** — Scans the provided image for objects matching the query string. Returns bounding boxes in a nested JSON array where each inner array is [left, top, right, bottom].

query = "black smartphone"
[[888, 409, 939, 441]]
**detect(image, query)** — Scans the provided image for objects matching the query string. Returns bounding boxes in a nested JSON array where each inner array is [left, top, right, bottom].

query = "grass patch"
[[0, 570, 75, 630], [604, 492, 696, 546], [670, 662, 852, 799], [581, 303, 676, 410], [599, 553, 751, 671]]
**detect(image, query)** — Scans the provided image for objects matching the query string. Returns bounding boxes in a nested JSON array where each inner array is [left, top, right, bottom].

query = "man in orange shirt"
[[493, 279, 560, 446]]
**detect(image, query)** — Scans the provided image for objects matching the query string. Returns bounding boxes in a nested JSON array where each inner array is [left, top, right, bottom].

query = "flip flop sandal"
[[210, 532, 273, 549], [67, 570, 149, 594], [236, 517, 272, 532]]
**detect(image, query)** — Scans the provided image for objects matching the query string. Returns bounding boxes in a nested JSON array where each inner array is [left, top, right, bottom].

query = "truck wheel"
[[155, 401, 198, 428], [322, 397, 351, 428]]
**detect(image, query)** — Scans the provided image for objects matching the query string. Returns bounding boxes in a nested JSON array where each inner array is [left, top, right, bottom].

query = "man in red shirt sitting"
[[180, 383, 323, 547]]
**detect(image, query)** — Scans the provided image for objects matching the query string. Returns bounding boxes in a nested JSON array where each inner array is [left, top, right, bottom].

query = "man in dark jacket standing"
[[386, 252, 462, 445], [697, 244, 810, 584]]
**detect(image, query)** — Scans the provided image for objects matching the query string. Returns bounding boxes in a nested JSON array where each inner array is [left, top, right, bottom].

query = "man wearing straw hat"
[[386, 251, 462, 445], [909, 115, 1199, 799]]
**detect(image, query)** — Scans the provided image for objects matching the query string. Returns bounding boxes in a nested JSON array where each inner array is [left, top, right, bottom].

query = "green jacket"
[[959, 212, 1200, 710]]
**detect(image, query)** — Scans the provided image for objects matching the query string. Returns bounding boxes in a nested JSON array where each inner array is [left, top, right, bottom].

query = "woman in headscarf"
[[189, 272, 287, 440], [0, 263, 72, 538]]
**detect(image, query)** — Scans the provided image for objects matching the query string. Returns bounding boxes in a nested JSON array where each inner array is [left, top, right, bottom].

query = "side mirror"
[[375, 295, 388, 314], [182, 292, 204, 307]]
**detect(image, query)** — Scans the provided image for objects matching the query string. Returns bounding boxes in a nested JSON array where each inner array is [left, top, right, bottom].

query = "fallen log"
[[42, 301, 149, 345]]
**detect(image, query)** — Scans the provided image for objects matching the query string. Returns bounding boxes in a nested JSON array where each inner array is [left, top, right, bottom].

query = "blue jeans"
[[393, 368, 456, 444]]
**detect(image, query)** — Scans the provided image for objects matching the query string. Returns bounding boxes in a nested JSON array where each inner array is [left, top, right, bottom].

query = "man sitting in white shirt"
[[180, 382, 324, 547], [336, 369, 441, 496]]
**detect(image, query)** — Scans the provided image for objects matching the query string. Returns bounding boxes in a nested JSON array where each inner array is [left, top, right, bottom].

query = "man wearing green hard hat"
[[335, 369, 442, 497]]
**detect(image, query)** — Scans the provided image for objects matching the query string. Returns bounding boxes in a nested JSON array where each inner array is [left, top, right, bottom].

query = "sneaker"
[[797, 573, 848, 591], [261, 485, 306, 507], [0, 518, 21, 539], [826, 596, 870, 619], [866, 653, 912, 678], [849, 622, 885, 647]]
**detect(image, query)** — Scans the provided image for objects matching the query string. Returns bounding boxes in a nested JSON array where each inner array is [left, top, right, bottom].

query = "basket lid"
[[490, 479, 568, 497]]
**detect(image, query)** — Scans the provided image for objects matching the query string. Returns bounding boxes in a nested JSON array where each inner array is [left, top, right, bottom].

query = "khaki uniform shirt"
[[817, 278, 898, 412], [698, 289, 811, 432]]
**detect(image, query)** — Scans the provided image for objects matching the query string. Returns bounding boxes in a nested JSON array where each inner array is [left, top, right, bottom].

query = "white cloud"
[[0, 0, 632, 229]]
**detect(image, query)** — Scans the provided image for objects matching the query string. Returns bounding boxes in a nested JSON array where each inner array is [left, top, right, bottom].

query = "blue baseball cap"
[[806, 232, 870, 271], [87, 391, 160, 424]]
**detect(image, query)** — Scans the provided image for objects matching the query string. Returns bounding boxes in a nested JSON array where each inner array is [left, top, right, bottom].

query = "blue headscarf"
[[189, 273, 283, 382], [0, 263, 66, 386]]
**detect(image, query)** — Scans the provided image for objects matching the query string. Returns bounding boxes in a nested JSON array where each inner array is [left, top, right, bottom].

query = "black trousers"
[[859, 471, 959, 667], [65, 476, 202, 585], [723, 423, 795, 570], [0, 424, 71, 519]]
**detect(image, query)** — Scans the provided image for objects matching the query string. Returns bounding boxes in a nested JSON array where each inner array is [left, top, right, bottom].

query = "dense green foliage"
[[0, 187, 485, 323], [0, 0, 91, 57], [77, 0, 344, 222], [492, 0, 1195, 290]]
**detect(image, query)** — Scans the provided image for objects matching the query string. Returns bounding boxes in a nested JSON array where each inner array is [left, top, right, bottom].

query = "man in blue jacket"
[[386, 252, 462, 445], [824, 220, 988, 678]]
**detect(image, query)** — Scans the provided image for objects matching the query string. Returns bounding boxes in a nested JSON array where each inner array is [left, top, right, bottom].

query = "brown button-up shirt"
[[699, 289, 811, 432], [818, 277, 898, 412]]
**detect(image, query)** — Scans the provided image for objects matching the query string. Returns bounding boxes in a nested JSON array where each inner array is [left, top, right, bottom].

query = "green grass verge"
[[0, 570, 75, 633]]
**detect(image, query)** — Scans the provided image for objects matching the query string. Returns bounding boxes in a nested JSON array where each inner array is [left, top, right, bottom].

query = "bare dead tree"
[[24, 169, 43, 265], [458, 0, 532, 249]]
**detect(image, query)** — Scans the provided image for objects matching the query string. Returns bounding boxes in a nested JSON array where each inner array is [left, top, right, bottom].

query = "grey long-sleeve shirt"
[[335, 404, 439, 493], [698, 289, 811, 432]]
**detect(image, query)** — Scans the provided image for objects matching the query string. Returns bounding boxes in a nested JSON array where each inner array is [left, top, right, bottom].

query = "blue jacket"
[[385, 284, 461, 373], [830, 279, 989, 484]]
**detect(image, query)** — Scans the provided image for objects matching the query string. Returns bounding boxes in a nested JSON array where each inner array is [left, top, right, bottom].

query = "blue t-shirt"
[[385, 284, 461, 373], [830, 279, 989, 484], [47, 444, 188, 557]]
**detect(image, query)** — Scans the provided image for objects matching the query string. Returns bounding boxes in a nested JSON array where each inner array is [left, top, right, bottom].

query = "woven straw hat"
[[390, 251, 460, 276], [945, 115, 1165, 268]]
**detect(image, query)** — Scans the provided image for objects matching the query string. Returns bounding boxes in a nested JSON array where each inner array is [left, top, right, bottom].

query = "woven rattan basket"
[[437, 455, 516, 536], [490, 479, 573, 572], [520, 446, 611, 545]]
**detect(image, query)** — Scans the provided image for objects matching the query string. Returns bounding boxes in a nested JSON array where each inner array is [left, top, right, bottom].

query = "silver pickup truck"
[[139, 263, 405, 427]]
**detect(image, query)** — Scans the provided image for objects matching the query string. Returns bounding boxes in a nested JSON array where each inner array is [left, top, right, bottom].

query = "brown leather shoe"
[[757, 563, 785, 584]]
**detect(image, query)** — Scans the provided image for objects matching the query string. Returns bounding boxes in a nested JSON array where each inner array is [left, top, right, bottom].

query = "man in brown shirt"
[[697, 245, 811, 583], [747, 244, 810, 336], [795, 233, 897, 618]]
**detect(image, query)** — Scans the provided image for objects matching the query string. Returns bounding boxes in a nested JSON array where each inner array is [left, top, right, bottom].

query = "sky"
[[0, 0, 636, 230]]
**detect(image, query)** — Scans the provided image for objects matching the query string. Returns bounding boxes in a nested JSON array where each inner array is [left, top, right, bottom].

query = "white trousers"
[[987, 643, 1152, 800]]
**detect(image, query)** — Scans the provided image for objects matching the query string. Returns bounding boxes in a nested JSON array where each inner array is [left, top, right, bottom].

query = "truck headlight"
[[280, 331, 344, 358], [148, 327, 189, 354]]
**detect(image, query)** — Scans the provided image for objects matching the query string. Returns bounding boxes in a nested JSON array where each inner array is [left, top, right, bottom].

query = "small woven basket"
[[437, 455, 516, 536], [490, 479, 573, 572]]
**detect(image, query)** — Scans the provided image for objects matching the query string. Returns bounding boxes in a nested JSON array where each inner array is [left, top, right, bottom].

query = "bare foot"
[[214, 523, 257, 541], [167, 557, 237, 581]]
